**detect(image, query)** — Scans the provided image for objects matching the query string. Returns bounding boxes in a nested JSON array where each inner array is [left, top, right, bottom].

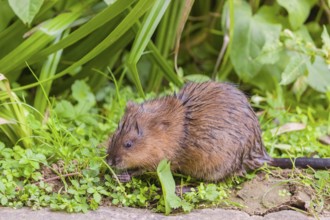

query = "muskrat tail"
[[268, 158, 330, 169]]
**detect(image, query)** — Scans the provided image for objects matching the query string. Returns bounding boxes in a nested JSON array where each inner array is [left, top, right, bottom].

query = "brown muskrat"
[[106, 81, 330, 181]]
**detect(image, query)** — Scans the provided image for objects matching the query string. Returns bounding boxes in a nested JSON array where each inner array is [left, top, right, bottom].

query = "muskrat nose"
[[107, 156, 121, 167]]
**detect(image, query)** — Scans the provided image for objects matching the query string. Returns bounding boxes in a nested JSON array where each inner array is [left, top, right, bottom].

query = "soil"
[[229, 169, 318, 216], [40, 160, 81, 192]]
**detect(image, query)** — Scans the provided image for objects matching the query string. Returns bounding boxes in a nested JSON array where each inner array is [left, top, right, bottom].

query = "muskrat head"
[[106, 98, 185, 172]]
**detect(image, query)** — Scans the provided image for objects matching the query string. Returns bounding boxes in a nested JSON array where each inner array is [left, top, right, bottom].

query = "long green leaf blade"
[[127, 0, 170, 97]]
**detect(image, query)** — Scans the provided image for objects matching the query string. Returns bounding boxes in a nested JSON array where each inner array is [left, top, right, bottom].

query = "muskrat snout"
[[107, 155, 122, 167]]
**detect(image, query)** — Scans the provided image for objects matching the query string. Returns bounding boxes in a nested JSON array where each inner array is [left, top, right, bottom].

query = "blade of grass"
[[33, 30, 69, 120], [148, 0, 184, 91], [51, 28, 135, 95], [146, 42, 183, 87], [0, 21, 28, 59], [0, 74, 32, 148], [126, 0, 170, 97]]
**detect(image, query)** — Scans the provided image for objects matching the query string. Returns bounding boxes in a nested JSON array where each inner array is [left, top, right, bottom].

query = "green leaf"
[[8, 0, 44, 25], [230, 1, 282, 80], [157, 159, 181, 215], [72, 80, 96, 114], [315, 170, 329, 180], [254, 6, 283, 65], [204, 184, 218, 202], [280, 53, 308, 85], [181, 200, 193, 213], [277, 0, 316, 30], [1, 196, 8, 205], [93, 192, 102, 203], [72, 80, 95, 104], [0, 181, 5, 193], [87, 187, 95, 194], [54, 100, 76, 119], [306, 56, 330, 93]]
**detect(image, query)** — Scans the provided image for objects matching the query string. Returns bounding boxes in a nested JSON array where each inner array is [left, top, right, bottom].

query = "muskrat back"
[[107, 81, 272, 181]]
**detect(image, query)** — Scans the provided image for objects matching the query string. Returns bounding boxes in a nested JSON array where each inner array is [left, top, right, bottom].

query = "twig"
[[34, 172, 81, 185]]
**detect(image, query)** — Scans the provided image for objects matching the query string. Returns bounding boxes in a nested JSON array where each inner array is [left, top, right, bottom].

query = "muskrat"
[[106, 82, 330, 181]]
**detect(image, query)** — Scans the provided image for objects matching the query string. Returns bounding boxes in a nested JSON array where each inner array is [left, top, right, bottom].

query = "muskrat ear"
[[135, 121, 143, 136], [126, 101, 137, 109]]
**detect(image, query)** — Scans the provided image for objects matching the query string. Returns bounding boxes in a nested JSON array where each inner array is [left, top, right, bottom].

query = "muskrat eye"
[[124, 141, 133, 149]]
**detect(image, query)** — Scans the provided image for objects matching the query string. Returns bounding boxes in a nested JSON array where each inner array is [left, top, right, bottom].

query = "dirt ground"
[[228, 170, 330, 217]]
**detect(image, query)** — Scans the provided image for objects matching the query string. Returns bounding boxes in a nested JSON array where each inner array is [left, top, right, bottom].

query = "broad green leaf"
[[280, 53, 308, 85], [277, 0, 316, 30], [157, 159, 181, 215], [306, 56, 330, 93], [254, 6, 283, 65], [8, 0, 44, 25], [230, 1, 282, 80]]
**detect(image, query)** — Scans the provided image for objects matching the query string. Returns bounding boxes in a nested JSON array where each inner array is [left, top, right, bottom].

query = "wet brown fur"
[[107, 82, 271, 181]]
